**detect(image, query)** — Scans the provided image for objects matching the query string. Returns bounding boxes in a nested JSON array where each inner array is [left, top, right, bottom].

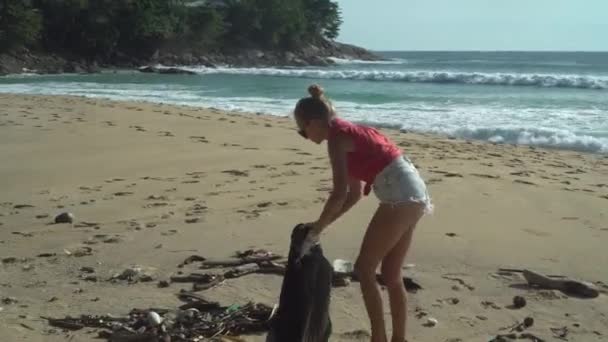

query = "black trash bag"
[[266, 223, 332, 342]]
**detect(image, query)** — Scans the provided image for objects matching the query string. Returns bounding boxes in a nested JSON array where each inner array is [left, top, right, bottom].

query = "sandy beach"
[[1, 93, 607, 341]]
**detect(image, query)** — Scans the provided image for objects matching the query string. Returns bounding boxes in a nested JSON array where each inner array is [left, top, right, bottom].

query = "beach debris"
[[80, 266, 95, 273], [482, 301, 502, 310], [147, 311, 163, 326], [550, 326, 569, 340], [492, 317, 543, 341], [54, 212, 74, 224], [513, 295, 527, 309], [111, 265, 156, 283], [424, 317, 438, 327], [442, 274, 475, 291], [2, 296, 18, 305], [180, 249, 282, 269], [175, 252, 422, 293], [225, 263, 260, 278], [332, 259, 353, 273], [64, 246, 93, 257], [0, 257, 19, 265], [46, 298, 273, 341], [499, 268, 600, 298], [490, 333, 545, 342]]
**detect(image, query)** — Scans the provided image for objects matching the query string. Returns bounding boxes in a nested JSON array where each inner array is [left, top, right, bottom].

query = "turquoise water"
[[1, 51, 607, 153]]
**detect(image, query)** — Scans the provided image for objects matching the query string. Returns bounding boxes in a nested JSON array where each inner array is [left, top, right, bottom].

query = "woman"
[[294, 84, 432, 342]]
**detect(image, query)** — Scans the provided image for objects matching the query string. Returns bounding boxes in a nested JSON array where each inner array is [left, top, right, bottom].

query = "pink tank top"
[[328, 117, 402, 195]]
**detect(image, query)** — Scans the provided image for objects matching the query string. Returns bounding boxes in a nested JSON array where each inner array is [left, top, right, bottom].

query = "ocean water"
[[1, 51, 607, 153]]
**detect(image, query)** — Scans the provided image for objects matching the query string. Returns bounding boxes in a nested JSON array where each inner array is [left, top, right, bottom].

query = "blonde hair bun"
[[308, 84, 324, 99]]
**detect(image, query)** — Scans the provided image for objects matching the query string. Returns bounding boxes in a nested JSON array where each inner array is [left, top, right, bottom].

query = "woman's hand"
[[310, 221, 324, 236], [298, 221, 322, 259]]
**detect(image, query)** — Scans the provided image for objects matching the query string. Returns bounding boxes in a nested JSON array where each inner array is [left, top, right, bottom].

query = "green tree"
[[0, 0, 42, 51], [183, 6, 225, 48], [302, 0, 342, 40]]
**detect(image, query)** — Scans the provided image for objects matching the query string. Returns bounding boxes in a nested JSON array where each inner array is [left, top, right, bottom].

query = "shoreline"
[[1, 91, 606, 158], [1, 94, 607, 341]]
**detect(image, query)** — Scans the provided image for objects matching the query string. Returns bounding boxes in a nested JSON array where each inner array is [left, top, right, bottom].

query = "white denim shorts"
[[372, 155, 433, 213]]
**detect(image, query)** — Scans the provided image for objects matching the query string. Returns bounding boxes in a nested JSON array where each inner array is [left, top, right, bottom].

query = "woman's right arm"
[[330, 177, 362, 223]]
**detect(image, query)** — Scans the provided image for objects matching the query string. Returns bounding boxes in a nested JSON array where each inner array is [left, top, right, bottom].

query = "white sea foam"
[[1, 81, 606, 153], [153, 65, 608, 90]]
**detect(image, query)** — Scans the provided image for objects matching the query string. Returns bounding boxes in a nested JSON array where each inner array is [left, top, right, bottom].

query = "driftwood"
[[490, 332, 545, 342], [335, 271, 423, 293], [178, 250, 283, 269], [175, 255, 423, 293], [500, 268, 599, 298]]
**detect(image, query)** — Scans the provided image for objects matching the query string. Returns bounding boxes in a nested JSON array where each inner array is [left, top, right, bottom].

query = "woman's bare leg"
[[355, 203, 424, 342], [381, 204, 424, 342]]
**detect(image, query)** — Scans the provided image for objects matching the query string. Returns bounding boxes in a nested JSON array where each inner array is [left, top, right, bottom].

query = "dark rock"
[[54, 212, 74, 224], [158, 67, 196, 75], [80, 266, 95, 273], [139, 66, 157, 73], [513, 295, 526, 308]]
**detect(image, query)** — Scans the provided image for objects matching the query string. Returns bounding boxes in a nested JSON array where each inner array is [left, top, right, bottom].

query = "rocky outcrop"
[[138, 66, 197, 75], [0, 49, 101, 76], [0, 40, 384, 76]]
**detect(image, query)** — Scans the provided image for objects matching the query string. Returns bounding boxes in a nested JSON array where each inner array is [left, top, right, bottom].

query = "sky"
[[335, 0, 608, 51]]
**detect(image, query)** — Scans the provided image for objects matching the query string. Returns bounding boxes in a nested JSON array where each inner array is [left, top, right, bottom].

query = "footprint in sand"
[[189, 136, 209, 143], [470, 173, 500, 179], [514, 179, 537, 186], [14, 204, 35, 209], [158, 131, 174, 137], [144, 202, 170, 209], [256, 201, 272, 208], [114, 191, 134, 197], [146, 195, 169, 201], [130, 125, 146, 132], [222, 169, 249, 177], [522, 228, 550, 237]]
